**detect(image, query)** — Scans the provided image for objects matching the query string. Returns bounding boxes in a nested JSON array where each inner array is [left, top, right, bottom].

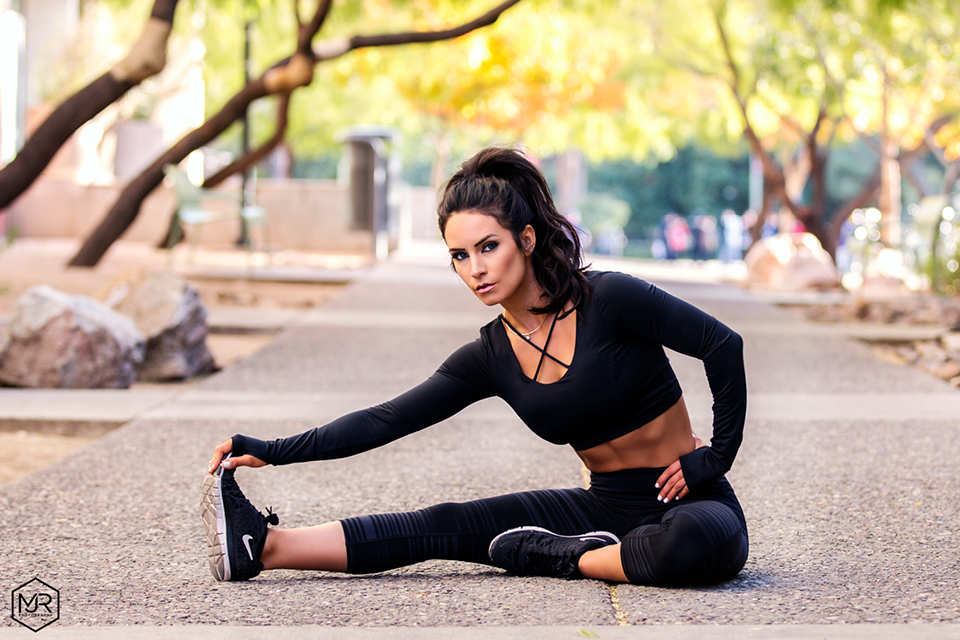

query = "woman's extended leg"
[[252, 488, 608, 577], [338, 489, 610, 575], [260, 522, 348, 572]]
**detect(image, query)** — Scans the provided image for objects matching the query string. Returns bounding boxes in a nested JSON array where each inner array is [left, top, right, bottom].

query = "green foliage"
[[588, 146, 751, 236], [57, 0, 960, 230], [0, 223, 19, 253], [575, 193, 630, 235]]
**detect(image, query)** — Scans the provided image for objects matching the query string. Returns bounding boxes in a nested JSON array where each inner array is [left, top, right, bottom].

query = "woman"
[[201, 147, 748, 586]]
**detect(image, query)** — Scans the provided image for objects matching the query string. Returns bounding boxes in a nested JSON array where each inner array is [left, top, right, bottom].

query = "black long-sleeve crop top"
[[232, 271, 747, 490]]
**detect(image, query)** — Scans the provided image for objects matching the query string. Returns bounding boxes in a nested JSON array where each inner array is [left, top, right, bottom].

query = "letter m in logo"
[[11, 577, 59, 632]]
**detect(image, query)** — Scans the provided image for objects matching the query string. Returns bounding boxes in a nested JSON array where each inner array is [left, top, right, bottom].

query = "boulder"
[[744, 233, 840, 291], [860, 248, 910, 295], [914, 341, 949, 371], [101, 269, 216, 381], [941, 331, 960, 356], [0, 285, 145, 388], [931, 360, 960, 381]]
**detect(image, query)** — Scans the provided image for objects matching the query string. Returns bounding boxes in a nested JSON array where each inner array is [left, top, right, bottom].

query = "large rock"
[[101, 270, 216, 381], [744, 233, 840, 290], [0, 285, 145, 388], [941, 331, 960, 356]]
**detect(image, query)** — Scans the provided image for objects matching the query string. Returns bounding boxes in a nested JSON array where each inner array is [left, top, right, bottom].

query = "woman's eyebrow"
[[448, 234, 497, 253]]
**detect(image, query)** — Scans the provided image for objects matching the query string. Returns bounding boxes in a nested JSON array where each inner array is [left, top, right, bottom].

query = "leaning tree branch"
[[294, 0, 303, 29], [299, 0, 335, 54], [713, 8, 800, 223], [69, 0, 522, 266], [203, 92, 292, 189], [0, 0, 180, 210], [158, 91, 292, 248], [827, 114, 957, 248]]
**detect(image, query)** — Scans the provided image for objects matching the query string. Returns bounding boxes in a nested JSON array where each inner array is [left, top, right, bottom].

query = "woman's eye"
[[481, 242, 498, 253], [452, 251, 468, 261]]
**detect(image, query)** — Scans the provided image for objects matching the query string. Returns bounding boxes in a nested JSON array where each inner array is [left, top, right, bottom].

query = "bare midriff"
[[575, 397, 697, 473]]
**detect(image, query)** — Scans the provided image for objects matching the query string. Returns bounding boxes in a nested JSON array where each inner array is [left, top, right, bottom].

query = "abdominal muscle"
[[575, 396, 697, 473]]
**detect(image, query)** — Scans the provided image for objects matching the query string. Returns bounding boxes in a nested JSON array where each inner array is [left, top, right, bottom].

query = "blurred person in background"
[[720, 209, 744, 262]]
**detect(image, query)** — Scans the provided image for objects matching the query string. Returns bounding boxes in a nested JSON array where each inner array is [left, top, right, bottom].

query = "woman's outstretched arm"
[[207, 340, 493, 472]]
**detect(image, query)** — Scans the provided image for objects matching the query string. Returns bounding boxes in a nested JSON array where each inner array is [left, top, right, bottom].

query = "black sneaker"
[[200, 455, 279, 581], [488, 526, 620, 579]]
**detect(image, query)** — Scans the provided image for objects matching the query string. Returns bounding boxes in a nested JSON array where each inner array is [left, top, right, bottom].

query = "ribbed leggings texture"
[[340, 467, 748, 587]]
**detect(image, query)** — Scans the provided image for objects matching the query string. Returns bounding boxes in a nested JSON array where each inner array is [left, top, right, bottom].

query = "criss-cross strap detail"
[[501, 313, 571, 382]]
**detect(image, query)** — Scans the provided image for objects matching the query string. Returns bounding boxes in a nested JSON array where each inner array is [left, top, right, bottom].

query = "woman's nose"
[[470, 257, 485, 278]]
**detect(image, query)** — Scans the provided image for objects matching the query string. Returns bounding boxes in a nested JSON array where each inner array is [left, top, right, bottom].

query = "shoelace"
[[522, 538, 576, 575], [264, 507, 279, 526]]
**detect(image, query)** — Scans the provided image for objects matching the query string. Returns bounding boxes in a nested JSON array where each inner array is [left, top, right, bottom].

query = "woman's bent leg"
[[260, 522, 348, 572], [619, 500, 748, 586]]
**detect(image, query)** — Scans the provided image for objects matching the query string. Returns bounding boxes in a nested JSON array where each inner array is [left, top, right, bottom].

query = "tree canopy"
[[12, 0, 960, 257]]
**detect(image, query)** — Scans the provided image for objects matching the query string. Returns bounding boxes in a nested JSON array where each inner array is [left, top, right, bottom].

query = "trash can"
[[336, 125, 401, 260]]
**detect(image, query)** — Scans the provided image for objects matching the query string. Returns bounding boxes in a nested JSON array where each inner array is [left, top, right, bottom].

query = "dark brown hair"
[[438, 147, 588, 316]]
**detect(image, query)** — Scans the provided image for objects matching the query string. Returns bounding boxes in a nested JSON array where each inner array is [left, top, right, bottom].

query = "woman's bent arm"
[[594, 272, 747, 489]]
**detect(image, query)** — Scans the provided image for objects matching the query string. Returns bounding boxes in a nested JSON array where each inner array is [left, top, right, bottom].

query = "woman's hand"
[[207, 438, 266, 474], [655, 433, 705, 503]]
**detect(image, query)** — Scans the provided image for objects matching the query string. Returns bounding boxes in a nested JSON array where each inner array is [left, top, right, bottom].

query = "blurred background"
[[1, 0, 959, 294]]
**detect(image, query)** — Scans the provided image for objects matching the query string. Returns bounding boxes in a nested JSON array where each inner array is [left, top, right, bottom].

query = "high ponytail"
[[438, 147, 589, 316]]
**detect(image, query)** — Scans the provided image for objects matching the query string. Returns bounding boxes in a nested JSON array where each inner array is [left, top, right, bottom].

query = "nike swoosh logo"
[[242, 534, 255, 560]]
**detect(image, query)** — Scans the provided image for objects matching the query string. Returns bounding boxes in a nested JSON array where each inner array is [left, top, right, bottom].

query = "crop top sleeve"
[[592, 272, 747, 489], [231, 340, 493, 465]]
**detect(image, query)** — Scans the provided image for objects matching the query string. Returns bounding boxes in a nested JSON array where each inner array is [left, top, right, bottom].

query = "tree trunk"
[[0, 0, 180, 210], [69, 80, 271, 266], [203, 93, 291, 189], [826, 115, 956, 255], [877, 69, 902, 247], [430, 130, 451, 193]]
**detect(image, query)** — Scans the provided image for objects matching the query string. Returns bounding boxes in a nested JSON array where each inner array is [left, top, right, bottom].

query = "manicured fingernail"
[[222, 460, 231, 468], [657, 495, 662, 501], [654, 483, 660, 489]]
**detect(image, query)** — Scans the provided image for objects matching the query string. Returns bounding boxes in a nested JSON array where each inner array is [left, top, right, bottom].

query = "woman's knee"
[[620, 501, 748, 586]]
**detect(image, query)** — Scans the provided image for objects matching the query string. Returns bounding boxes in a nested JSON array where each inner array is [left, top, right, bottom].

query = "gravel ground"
[[2, 255, 959, 628]]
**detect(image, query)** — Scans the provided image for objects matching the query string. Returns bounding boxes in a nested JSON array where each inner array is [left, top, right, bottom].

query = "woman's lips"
[[476, 283, 495, 294]]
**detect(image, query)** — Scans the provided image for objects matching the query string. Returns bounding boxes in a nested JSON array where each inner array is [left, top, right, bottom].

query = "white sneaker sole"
[[487, 525, 620, 560], [200, 468, 231, 582]]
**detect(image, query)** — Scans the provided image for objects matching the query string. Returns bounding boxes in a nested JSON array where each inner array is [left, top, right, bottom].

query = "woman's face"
[[444, 211, 535, 307]]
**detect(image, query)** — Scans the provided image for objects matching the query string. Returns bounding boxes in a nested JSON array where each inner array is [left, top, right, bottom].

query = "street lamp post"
[[237, 19, 253, 247]]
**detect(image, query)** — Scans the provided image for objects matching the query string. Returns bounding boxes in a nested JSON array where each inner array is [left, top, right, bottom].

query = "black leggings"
[[341, 467, 748, 586]]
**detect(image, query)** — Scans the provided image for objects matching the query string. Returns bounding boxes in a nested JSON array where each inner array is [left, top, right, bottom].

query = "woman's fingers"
[[222, 454, 266, 469], [665, 476, 687, 502], [207, 439, 234, 474], [655, 461, 681, 502], [655, 460, 680, 490], [655, 460, 689, 503], [207, 437, 266, 474]]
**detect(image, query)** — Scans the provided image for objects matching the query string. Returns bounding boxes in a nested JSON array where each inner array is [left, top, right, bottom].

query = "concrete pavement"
[[1, 246, 959, 635], [1, 624, 959, 639]]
